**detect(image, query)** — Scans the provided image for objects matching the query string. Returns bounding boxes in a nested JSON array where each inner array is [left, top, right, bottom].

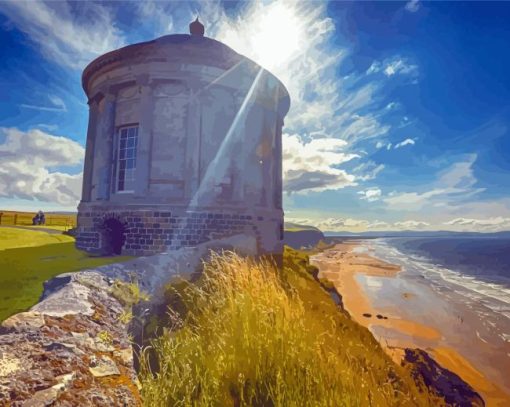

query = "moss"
[[111, 280, 149, 307]]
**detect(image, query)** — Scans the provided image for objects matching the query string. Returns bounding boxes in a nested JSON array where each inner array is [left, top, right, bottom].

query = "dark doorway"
[[102, 217, 126, 255]]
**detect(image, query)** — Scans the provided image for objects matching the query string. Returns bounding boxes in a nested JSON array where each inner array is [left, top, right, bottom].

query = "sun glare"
[[250, 3, 302, 70], [218, 2, 305, 72]]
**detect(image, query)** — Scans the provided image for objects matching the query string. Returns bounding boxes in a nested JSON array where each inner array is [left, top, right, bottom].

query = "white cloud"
[[37, 124, 59, 132], [0, 1, 125, 69], [444, 217, 510, 232], [20, 94, 67, 112], [286, 216, 405, 232], [353, 162, 385, 181], [383, 155, 483, 211], [283, 134, 358, 193], [367, 220, 390, 229], [0, 127, 84, 207], [358, 188, 382, 202], [316, 217, 369, 231], [394, 138, 416, 149], [394, 220, 429, 229], [367, 57, 418, 78], [405, 0, 421, 13]]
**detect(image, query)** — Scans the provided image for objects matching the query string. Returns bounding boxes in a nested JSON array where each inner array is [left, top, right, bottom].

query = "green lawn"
[[0, 228, 132, 321], [0, 226, 74, 250]]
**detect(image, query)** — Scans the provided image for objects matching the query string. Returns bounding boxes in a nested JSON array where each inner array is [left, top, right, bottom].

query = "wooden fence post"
[[14, 214, 17, 225]]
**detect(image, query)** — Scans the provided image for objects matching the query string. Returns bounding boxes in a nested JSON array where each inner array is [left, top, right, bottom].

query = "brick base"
[[76, 206, 283, 257]]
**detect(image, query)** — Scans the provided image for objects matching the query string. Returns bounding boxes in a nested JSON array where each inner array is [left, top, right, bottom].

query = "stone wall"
[[76, 208, 282, 257], [0, 234, 259, 406], [0, 272, 140, 406]]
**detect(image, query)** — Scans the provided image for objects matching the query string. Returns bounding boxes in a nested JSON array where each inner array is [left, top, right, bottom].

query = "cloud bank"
[[0, 128, 84, 207]]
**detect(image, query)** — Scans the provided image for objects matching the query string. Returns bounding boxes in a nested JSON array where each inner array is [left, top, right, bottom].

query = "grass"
[[0, 227, 132, 321], [20, 225, 74, 232], [139, 248, 444, 406], [0, 226, 74, 250]]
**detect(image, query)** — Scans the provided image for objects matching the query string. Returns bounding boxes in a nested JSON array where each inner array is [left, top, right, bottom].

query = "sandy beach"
[[311, 241, 510, 406]]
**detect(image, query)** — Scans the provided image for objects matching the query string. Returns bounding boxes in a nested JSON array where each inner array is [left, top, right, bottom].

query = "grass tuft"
[[139, 248, 443, 406]]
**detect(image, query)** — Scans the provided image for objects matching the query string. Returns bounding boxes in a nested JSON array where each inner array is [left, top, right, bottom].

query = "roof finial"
[[189, 16, 205, 37]]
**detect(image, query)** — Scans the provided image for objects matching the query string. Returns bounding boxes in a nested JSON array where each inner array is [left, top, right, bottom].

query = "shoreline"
[[311, 241, 510, 406]]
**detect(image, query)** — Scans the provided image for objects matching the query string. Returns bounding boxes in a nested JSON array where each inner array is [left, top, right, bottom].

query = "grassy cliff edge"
[[140, 247, 446, 406]]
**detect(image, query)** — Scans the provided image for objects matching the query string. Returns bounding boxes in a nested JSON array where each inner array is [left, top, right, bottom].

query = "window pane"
[[117, 126, 138, 192]]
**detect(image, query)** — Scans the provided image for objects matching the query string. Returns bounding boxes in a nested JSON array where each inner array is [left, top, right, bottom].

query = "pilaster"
[[184, 84, 202, 199], [81, 99, 99, 202], [135, 77, 154, 197], [91, 92, 116, 201]]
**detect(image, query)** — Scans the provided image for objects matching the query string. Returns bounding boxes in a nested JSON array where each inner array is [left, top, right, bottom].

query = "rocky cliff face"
[[403, 349, 485, 407], [284, 227, 325, 249], [0, 272, 140, 406]]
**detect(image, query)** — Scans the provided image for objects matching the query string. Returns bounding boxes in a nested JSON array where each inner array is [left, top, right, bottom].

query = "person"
[[32, 210, 45, 225], [39, 210, 45, 225]]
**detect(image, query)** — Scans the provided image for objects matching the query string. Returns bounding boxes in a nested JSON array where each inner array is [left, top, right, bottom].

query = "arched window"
[[116, 125, 138, 192]]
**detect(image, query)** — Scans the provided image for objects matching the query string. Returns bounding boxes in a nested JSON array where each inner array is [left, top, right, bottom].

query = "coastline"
[[311, 240, 510, 406]]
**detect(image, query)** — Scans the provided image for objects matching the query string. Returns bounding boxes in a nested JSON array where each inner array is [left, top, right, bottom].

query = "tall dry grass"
[[139, 249, 441, 406]]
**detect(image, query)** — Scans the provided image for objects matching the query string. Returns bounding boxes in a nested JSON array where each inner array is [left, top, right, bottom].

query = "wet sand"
[[311, 241, 510, 406]]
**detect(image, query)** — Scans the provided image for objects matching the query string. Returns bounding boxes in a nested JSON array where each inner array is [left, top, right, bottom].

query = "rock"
[[23, 386, 59, 407], [52, 372, 74, 391], [376, 314, 384, 319], [362, 313, 372, 318], [1, 312, 45, 333], [0, 354, 22, 377], [0, 271, 141, 405], [115, 348, 134, 365], [32, 282, 94, 317], [89, 356, 120, 377], [402, 348, 485, 407]]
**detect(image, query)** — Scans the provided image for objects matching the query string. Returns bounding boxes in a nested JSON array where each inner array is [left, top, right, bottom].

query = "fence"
[[0, 212, 77, 229]]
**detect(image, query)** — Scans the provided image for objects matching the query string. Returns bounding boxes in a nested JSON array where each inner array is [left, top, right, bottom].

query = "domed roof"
[[81, 22, 290, 114]]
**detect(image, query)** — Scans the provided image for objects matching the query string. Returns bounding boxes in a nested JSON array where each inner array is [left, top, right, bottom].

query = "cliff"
[[284, 222, 325, 249]]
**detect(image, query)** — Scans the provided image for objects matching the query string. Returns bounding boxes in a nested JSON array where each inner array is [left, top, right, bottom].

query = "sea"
[[372, 237, 510, 319], [347, 236, 510, 395]]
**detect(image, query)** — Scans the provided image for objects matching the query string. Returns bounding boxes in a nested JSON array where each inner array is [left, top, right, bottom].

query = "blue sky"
[[0, 0, 509, 232]]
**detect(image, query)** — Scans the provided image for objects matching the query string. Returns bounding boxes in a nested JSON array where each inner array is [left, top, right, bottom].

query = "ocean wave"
[[366, 239, 510, 321]]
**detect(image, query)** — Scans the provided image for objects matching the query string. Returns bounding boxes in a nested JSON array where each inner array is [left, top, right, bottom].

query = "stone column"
[[232, 90, 247, 203], [81, 99, 99, 202], [91, 93, 116, 201], [185, 84, 202, 200], [274, 115, 284, 210], [135, 79, 154, 197]]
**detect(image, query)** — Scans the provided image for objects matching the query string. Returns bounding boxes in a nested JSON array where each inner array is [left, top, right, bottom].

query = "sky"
[[0, 0, 509, 232]]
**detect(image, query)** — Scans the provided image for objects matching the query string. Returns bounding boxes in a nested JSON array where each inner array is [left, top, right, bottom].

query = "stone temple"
[[76, 19, 290, 257]]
